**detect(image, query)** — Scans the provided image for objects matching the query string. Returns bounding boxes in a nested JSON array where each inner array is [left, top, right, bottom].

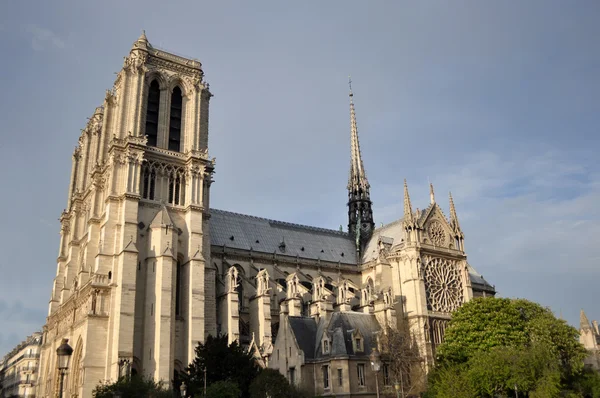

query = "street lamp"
[[56, 338, 73, 398], [394, 381, 401, 398], [369, 348, 381, 398], [180, 381, 187, 397]]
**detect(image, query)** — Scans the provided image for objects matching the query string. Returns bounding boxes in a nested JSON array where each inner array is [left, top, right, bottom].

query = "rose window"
[[428, 221, 446, 246], [423, 257, 463, 313]]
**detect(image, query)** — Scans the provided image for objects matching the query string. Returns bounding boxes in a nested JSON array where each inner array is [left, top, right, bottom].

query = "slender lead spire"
[[346, 77, 374, 256], [348, 76, 368, 191]]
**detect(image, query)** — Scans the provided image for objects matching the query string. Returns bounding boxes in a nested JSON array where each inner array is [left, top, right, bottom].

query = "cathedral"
[[36, 34, 495, 397]]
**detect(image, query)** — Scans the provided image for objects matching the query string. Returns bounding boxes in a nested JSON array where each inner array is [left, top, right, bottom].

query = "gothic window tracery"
[[429, 318, 449, 354], [140, 161, 185, 205], [428, 221, 446, 246], [423, 257, 463, 313]]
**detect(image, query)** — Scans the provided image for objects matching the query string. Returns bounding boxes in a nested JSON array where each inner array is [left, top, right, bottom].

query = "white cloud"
[[24, 24, 65, 51]]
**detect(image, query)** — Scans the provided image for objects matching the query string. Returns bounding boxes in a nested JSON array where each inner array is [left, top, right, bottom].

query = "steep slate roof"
[[288, 317, 319, 360], [210, 209, 357, 265], [287, 312, 382, 362], [467, 263, 495, 292], [362, 220, 405, 263], [209, 209, 494, 292]]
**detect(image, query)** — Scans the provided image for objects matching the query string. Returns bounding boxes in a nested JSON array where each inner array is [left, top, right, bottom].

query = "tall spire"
[[347, 76, 368, 191], [403, 179, 413, 221], [581, 309, 592, 330], [449, 192, 461, 232], [346, 77, 374, 256]]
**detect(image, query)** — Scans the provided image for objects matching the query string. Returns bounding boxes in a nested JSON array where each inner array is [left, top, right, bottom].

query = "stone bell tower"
[[37, 32, 215, 397]]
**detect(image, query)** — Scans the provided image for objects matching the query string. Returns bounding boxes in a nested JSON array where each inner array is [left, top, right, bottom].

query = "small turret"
[[132, 30, 150, 50]]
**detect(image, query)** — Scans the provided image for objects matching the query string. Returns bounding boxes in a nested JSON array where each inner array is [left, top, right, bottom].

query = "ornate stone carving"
[[105, 89, 116, 105], [255, 269, 270, 296], [428, 220, 446, 246], [226, 266, 239, 293], [423, 256, 463, 313], [124, 50, 147, 74], [336, 280, 352, 305]]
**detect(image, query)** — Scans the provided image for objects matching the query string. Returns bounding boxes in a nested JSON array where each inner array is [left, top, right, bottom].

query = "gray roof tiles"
[[287, 312, 382, 361], [288, 316, 319, 360], [209, 209, 495, 293], [210, 209, 358, 265]]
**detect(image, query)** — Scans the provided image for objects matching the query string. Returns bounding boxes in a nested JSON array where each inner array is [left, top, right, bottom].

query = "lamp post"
[[56, 339, 73, 398], [394, 381, 401, 398], [369, 348, 381, 398], [180, 381, 187, 397]]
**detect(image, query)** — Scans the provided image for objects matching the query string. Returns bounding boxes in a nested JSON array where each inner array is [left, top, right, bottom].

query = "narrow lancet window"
[[146, 81, 160, 147], [175, 260, 182, 316], [169, 87, 183, 152]]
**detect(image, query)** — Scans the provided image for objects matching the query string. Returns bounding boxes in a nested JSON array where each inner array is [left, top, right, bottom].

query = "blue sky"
[[0, 1, 599, 355]]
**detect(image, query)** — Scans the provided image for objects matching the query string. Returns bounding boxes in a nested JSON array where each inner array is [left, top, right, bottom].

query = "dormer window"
[[322, 333, 331, 354], [352, 329, 364, 352]]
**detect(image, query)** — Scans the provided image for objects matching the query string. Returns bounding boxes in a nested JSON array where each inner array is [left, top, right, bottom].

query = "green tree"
[[437, 297, 586, 374], [427, 345, 563, 398], [248, 368, 314, 398], [206, 380, 241, 398], [92, 375, 172, 398], [566, 367, 600, 398], [177, 334, 260, 398], [429, 297, 588, 397]]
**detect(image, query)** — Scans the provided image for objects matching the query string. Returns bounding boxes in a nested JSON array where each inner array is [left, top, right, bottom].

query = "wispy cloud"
[[374, 148, 599, 275], [24, 24, 65, 51]]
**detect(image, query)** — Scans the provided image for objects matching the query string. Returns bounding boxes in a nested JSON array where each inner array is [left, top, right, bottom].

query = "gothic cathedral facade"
[[36, 35, 494, 397]]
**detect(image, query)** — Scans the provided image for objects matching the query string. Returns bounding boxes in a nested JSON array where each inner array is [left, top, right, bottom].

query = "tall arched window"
[[168, 87, 182, 152], [146, 80, 160, 147], [175, 259, 182, 316]]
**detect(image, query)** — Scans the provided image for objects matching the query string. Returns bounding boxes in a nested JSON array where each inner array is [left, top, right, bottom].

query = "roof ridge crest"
[[211, 208, 350, 236]]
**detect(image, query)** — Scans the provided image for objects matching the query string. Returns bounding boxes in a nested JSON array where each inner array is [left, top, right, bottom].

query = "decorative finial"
[[403, 179, 414, 221], [449, 192, 461, 232], [430, 182, 435, 204]]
